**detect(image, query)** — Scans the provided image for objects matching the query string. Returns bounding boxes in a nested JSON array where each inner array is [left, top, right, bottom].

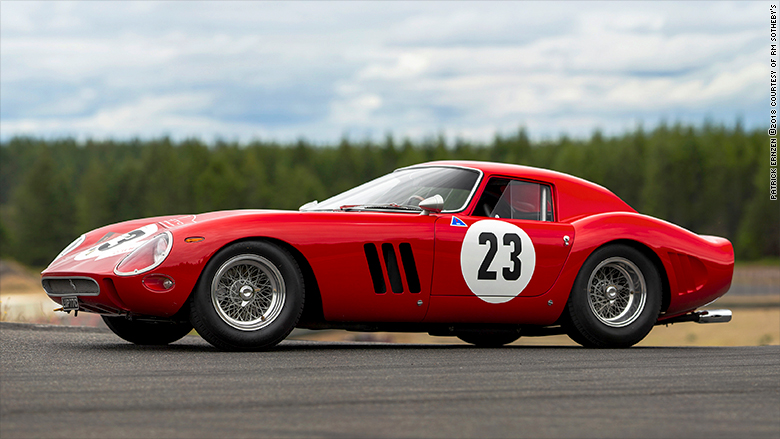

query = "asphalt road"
[[1, 323, 778, 439]]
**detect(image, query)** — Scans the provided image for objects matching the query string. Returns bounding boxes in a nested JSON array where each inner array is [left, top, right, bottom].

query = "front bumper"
[[43, 275, 128, 316]]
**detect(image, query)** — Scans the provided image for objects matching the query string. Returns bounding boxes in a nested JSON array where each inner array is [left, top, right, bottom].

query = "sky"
[[0, 1, 769, 144]]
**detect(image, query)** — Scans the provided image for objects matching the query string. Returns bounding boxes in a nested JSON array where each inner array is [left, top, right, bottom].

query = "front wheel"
[[102, 316, 193, 345], [564, 244, 661, 348], [190, 241, 305, 351]]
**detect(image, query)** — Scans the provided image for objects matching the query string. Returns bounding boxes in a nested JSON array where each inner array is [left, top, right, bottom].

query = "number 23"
[[477, 232, 522, 281]]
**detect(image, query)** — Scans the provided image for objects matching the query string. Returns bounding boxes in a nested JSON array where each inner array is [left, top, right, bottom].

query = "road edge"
[[0, 321, 110, 333]]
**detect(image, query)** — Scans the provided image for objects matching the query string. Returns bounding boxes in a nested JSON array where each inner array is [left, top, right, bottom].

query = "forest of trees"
[[0, 123, 777, 267]]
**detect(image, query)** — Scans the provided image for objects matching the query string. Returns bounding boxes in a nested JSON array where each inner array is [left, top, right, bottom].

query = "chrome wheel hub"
[[606, 285, 618, 301], [238, 285, 254, 302]]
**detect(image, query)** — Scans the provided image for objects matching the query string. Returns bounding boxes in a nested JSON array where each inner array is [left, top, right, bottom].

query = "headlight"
[[114, 231, 173, 276], [49, 234, 86, 266]]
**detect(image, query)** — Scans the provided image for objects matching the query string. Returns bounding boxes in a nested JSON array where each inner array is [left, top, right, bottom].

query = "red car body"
[[42, 161, 734, 347]]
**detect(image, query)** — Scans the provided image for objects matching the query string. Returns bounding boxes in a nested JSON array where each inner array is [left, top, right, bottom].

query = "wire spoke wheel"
[[586, 256, 647, 328], [211, 254, 286, 331], [565, 244, 661, 348], [191, 241, 304, 351]]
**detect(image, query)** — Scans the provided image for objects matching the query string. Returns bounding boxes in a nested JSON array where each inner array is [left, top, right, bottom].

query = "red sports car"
[[42, 161, 734, 350]]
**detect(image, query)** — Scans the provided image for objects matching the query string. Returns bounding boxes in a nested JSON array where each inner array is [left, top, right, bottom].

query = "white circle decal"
[[74, 223, 159, 261], [460, 220, 536, 304]]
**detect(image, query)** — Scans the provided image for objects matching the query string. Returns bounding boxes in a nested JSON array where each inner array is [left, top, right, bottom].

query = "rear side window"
[[474, 178, 555, 221]]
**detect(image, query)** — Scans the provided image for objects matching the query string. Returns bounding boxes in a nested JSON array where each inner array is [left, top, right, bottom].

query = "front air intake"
[[42, 277, 100, 296]]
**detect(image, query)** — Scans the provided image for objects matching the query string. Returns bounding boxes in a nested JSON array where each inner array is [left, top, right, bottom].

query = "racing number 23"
[[477, 232, 522, 281]]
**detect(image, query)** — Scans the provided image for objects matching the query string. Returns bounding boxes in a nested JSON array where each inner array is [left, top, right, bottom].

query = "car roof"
[[412, 160, 636, 222]]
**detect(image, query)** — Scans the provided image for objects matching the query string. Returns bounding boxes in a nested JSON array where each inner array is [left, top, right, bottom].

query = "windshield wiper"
[[339, 203, 422, 212]]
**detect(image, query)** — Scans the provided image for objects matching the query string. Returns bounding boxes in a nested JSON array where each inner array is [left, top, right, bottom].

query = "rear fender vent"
[[668, 252, 708, 295]]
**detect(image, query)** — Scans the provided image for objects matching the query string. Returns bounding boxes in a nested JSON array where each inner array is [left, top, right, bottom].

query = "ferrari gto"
[[42, 161, 734, 350]]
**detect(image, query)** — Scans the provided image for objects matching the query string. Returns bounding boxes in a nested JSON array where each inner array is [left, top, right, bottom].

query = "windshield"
[[305, 166, 481, 212]]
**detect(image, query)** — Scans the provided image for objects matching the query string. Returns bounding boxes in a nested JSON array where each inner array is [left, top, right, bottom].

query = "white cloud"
[[359, 53, 429, 80], [1, 92, 219, 137], [330, 93, 383, 125], [0, 1, 767, 143]]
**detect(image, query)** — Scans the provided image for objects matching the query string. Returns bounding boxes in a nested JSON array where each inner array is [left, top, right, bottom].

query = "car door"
[[430, 177, 574, 306], [301, 212, 437, 323]]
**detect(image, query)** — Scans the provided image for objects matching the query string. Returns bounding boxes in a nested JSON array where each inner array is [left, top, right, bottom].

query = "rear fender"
[[550, 213, 733, 320]]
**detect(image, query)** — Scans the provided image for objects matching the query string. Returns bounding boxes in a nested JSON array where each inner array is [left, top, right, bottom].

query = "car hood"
[[43, 210, 288, 274]]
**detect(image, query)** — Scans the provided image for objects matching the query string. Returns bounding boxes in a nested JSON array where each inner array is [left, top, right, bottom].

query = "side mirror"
[[419, 194, 444, 215]]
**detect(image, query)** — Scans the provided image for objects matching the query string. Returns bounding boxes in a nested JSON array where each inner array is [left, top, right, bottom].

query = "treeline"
[[0, 123, 776, 267]]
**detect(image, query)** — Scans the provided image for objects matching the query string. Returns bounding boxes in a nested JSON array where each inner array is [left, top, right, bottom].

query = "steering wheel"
[[404, 195, 426, 207]]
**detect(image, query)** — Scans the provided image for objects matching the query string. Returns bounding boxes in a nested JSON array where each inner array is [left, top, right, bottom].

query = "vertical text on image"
[[771, 4, 778, 201]]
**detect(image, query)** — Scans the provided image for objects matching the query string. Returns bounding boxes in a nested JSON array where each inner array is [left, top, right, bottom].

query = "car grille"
[[42, 277, 100, 296]]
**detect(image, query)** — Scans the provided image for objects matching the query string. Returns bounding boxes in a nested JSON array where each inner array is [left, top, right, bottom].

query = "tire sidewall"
[[456, 331, 521, 347], [567, 244, 661, 348], [191, 241, 304, 350], [102, 316, 193, 345]]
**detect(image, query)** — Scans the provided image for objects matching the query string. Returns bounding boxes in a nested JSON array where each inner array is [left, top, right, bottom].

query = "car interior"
[[473, 177, 555, 221]]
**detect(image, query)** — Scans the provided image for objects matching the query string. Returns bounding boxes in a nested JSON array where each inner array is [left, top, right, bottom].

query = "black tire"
[[457, 331, 520, 347], [102, 316, 193, 345], [190, 241, 304, 351], [564, 244, 661, 348]]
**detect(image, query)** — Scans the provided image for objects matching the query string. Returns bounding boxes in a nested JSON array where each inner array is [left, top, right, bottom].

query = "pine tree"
[[11, 149, 78, 266]]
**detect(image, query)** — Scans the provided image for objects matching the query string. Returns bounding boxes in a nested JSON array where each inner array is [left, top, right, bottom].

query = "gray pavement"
[[1, 323, 778, 438]]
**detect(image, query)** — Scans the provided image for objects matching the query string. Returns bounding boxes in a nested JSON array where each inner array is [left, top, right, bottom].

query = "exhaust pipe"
[[659, 309, 732, 325], [695, 309, 732, 324]]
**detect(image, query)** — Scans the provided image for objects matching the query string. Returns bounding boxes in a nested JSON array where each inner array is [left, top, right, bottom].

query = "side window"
[[474, 178, 555, 221]]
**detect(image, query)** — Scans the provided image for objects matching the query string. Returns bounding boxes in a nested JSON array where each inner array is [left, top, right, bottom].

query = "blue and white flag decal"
[[450, 216, 467, 227]]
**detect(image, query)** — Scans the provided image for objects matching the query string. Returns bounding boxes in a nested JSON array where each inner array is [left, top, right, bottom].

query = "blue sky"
[[0, 1, 767, 143]]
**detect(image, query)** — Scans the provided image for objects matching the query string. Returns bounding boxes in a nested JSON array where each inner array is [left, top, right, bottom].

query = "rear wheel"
[[190, 241, 304, 351], [102, 316, 193, 345], [457, 331, 520, 347], [564, 244, 661, 348]]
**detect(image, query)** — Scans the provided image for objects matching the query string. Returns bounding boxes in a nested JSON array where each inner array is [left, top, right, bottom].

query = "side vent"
[[668, 252, 708, 295], [364, 244, 386, 294], [382, 243, 404, 294], [399, 243, 421, 293], [365, 242, 422, 295]]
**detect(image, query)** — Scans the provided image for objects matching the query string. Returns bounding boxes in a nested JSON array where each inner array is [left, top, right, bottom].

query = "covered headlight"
[[49, 234, 86, 266], [114, 231, 173, 276]]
